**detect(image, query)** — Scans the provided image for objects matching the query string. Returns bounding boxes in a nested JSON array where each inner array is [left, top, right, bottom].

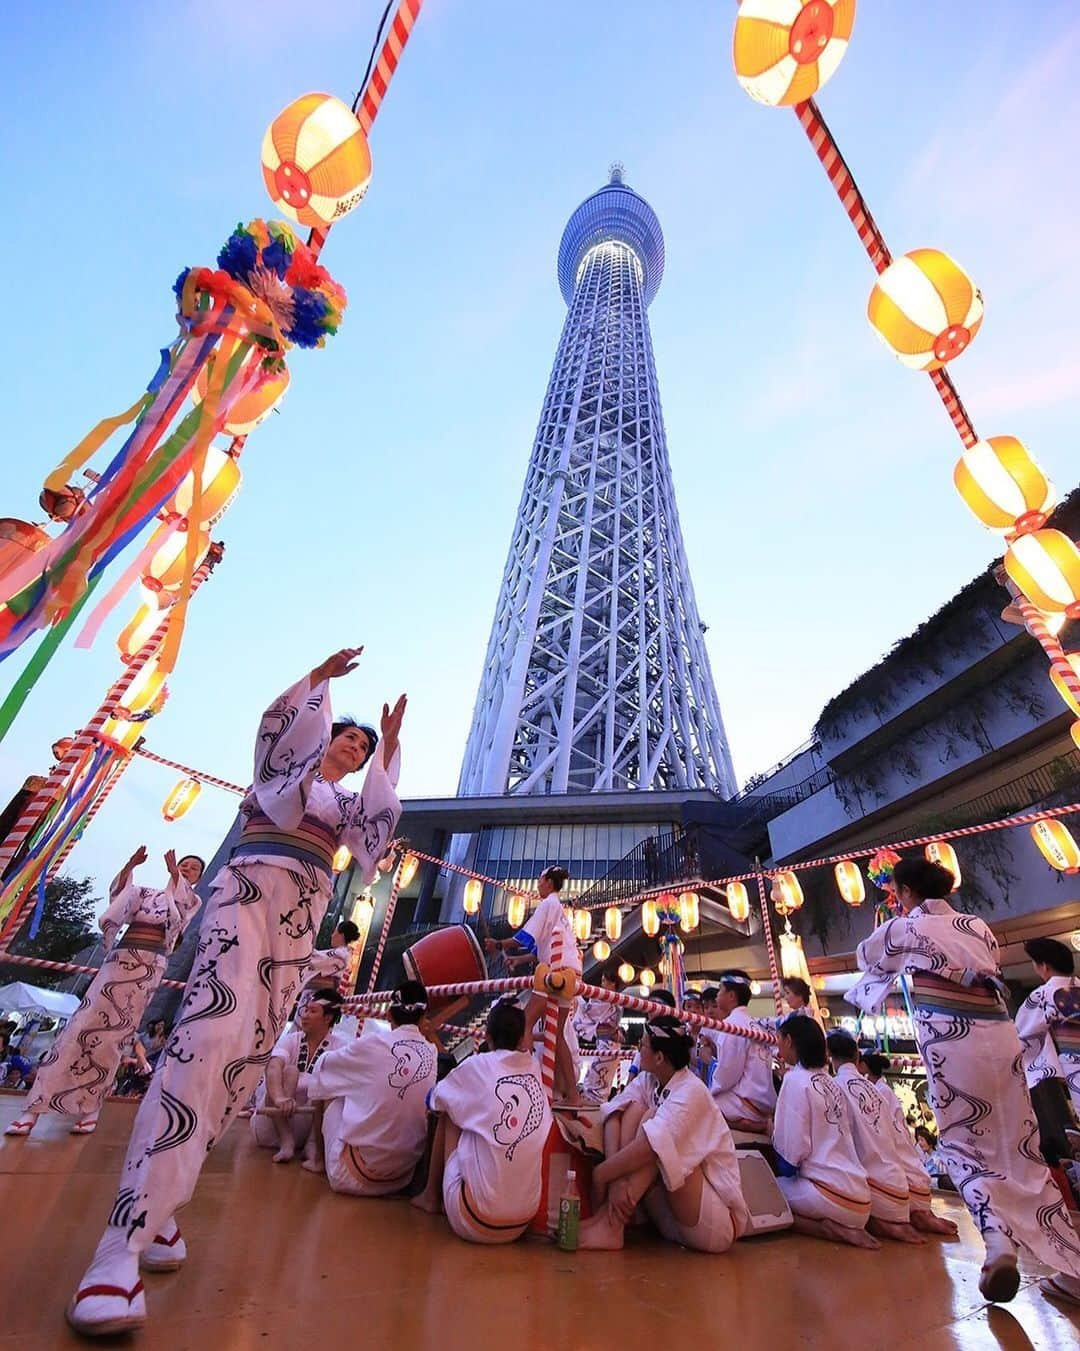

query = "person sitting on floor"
[[773, 1015, 878, 1249], [252, 990, 346, 1166], [411, 998, 550, 1244], [304, 979, 437, 1191], [578, 1013, 749, 1253], [707, 970, 777, 1133], [827, 1030, 925, 1245]]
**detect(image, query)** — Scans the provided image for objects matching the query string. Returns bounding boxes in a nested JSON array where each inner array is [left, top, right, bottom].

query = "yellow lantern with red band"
[[639, 968, 657, 989], [162, 777, 202, 823], [1031, 819, 1080, 874], [953, 437, 1055, 536], [834, 861, 865, 907], [925, 841, 961, 890], [592, 938, 611, 962], [462, 879, 483, 915], [571, 909, 591, 944], [642, 899, 661, 937], [1005, 530, 1080, 619], [726, 882, 750, 923], [117, 601, 162, 663], [604, 906, 622, 941], [121, 658, 167, 716], [100, 715, 143, 751], [398, 854, 420, 889], [678, 891, 699, 933], [733, 0, 856, 107], [507, 894, 526, 930], [1050, 657, 1080, 717], [143, 524, 210, 596], [771, 871, 804, 916], [192, 364, 290, 440], [261, 93, 372, 230], [868, 249, 983, 371]]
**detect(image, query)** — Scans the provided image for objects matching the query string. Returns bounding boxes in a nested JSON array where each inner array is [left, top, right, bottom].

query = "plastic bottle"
[[557, 1169, 580, 1251]]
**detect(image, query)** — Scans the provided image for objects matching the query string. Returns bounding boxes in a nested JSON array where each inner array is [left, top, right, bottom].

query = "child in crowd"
[[707, 970, 776, 1132]]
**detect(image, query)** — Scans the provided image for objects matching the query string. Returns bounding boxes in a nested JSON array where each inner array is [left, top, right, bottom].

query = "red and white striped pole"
[[539, 929, 565, 1100], [45, 749, 131, 879], [755, 871, 785, 1017], [364, 852, 406, 993]]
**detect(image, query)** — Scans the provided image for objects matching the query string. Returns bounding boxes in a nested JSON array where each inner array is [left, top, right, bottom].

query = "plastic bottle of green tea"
[[557, 1170, 580, 1251]]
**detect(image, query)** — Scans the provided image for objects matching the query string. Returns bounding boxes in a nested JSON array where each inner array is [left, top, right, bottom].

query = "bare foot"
[[272, 1146, 295, 1164], [410, 1191, 443, 1215], [869, 1218, 927, 1245], [577, 1209, 626, 1251], [819, 1219, 881, 1249], [911, 1208, 959, 1237], [301, 1154, 324, 1174]]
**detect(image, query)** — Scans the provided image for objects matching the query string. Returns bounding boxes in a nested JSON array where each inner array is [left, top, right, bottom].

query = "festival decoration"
[[779, 927, 813, 984], [953, 437, 1055, 536], [1050, 657, 1080, 719], [121, 660, 167, 716], [639, 968, 657, 989], [171, 446, 242, 526], [770, 870, 804, 916], [39, 484, 89, 523], [641, 898, 660, 937], [162, 776, 201, 823], [732, 0, 856, 107], [143, 524, 211, 594], [678, 890, 700, 932], [398, 853, 420, 889], [573, 908, 592, 944], [0, 519, 49, 582], [117, 600, 164, 662], [925, 840, 961, 890], [867, 847, 902, 922], [507, 894, 527, 930], [1071, 721, 1080, 753], [726, 881, 750, 923], [462, 879, 483, 915], [617, 962, 636, 985], [193, 365, 289, 438], [1031, 820, 1080, 874], [332, 845, 352, 873], [604, 906, 622, 941], [261, 94, 372, 231], [867, 250, 983, 372], [1005, 530, 1080, 619], [834, 860, 865, 907], [592, 938, 611, 962]]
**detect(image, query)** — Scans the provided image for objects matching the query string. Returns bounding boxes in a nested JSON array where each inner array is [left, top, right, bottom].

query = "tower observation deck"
[[458, 170, 736, 798]]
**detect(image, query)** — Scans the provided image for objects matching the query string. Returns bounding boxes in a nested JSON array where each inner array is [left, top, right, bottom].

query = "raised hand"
[[380, 693, 407, 766], [310, 647, 364, 684], [128, 845, 149, 870], [164, 849, 179, 884]]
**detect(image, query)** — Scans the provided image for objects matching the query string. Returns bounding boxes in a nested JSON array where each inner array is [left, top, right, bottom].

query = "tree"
[[0, 874, 101, 990]]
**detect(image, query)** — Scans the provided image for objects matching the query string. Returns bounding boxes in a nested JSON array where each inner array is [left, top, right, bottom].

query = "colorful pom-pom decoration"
[[867, 848, 901, 890], [1004, 529, 1080, 619], [867, 249, 983, 371], [953, 436, 1055, 536], [733, 0, 856, 107], [261, 93, 372, 230]]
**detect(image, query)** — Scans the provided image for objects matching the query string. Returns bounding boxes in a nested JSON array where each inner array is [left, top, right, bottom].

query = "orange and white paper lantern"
[[953, 436, 1055, 536], [261, 93, 372, 230], [726, 882, 751, 923], [867, 249, 983, 371], [163, 777, 202, 823], [834, 860, 865, 907], [1004, 530, 1080, 619], [733, 0, 857, 107], [1031, 820, 1080, 874]]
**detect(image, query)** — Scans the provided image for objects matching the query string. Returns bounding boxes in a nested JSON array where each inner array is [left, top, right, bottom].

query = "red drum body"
[[402, 925, 487, 1012]]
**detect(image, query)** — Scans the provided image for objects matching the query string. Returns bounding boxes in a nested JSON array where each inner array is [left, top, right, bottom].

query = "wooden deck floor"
[[1, 1094, 1078, 1351]]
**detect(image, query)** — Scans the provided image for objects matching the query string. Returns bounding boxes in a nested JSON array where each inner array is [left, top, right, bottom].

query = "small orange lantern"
[[1049, 655, 1080, 718], [726, 882, 750, 923], [507, 894, 527, 930], [639, 968, 657, 989], [618, 962, 636, 985], [261, 93, 372, 230], [771, 871, 804, 916], [592, 938, 611, 962], [642, 899, 661, 937], [604, 906, 623, 941], [834, 860, 865, 907], [678, 891, 700, 933], [733, 0, 857, 108], [868, 249, 983, 371], [953, 437, 1055, 536], [398, 853, 420, 889], [332, 845, 352, 874], [925, 841, 961, 891], [462, 879, 483, 915], [143, 524, 210, 595], [173, 445, 243, 526], [162, 777, 201, 823], [1004, 529, 1080, 618], [1031, 820, 1080, 874], [573, 908, 592, 944]]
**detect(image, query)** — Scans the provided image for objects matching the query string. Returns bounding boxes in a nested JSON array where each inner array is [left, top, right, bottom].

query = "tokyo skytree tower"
[[458, 169, 736, 798]]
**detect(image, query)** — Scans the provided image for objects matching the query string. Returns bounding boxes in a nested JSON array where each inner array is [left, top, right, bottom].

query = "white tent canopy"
[[0, 981, 80, 1018]]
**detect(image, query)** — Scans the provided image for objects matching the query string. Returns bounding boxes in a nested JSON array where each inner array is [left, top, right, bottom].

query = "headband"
[[645, 1018, 692, 1043], [720, 972, 752, 987], [390, 989, 428, 1015]]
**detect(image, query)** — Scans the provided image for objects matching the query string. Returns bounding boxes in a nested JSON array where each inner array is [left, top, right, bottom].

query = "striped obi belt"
[[1051, 1021, 1080, 1059], [117, 922, 167, 954], [232, 808, 337, 878], [908, 971, 1008, 1021]]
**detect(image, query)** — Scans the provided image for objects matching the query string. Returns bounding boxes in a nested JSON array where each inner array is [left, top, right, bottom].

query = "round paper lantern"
[[1005, 530, 1080, 618], [173, 446, 243, 526], [618, 962, 636, 985], [117, 603, 161, 662], [925, 841, 961, 891], [192, 365, 290, 440], [639, 968, 657, 989], [573, 908, 592, 944], [726, 882, 750, 923], [462, 879, 483, 915], [771, 871, 804, 916], [122, 659, 167, 715], [1050, 656, 1080, 718], [507, 894, 526, 929], [261, 93, 372, 230], [592, 938, 611, 962], [1071, 720, 1080, 753], [398, 853, 420, 889], [642, 899, 661, 938], [100, 715, 143, 750], [867, 249, 983, 371], [733, 0, 856, 108], [678, 891, 700, 933], [834, 861, 865, 907], [953, 437, 1055, 536], [332, 845, 352, 874], [1031, 820, 1080, 874], [604, 906, 623, 941], [143, 525, 210, 595], [162, 777, 201, 823]]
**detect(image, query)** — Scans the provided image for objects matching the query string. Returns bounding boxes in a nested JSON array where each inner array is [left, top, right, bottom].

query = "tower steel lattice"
[[458, 172, 736, 798]]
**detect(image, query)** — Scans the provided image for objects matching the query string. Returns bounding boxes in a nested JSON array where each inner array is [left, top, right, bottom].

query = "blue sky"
[[3, 2, 1079, 900]]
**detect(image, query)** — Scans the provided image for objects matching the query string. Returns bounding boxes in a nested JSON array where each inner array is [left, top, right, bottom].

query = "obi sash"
[[116, 922, 167, 954], [232, 808, 337, 876], [909, 971, 1008, 1021], [1050, 1021, 1080, 1059]]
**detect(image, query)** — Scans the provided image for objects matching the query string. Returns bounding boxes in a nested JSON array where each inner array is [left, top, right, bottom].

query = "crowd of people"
[[3, 649, 1079, 1340]]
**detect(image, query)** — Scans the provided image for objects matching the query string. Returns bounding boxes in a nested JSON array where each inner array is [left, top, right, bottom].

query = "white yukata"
[[580, 1048, 624, 1105], [851, 898, 1080, 1275], [707, 1007, 777, 1131], [432, 1048, 551, 1244], [93, 672, 401, 1260], [639, 1068, 749, 1253], [1016, 974, 1080, 1117], [25, 870, 200, 1123], [307, 1018, 437, 1195], [250, 1026, 347, 1149], [574, 996, 620, 1044], [834, 1063, 910, 1224], [513, 895, 582, 983], [871, 1077, 933, 1211], [773, 1064, 872, 1229]]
